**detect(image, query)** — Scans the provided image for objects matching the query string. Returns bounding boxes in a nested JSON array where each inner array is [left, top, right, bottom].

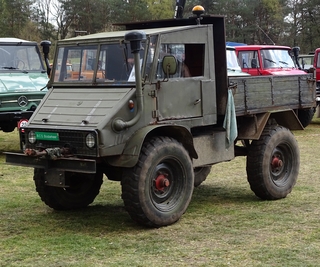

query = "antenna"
[[257, 26, 275, 45]]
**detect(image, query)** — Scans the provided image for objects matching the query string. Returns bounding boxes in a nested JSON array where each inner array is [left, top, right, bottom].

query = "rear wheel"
[[194, 166, 211, 187], [246, 125, 299, 200], [34, 168, 103, 210], [297, 108, 314, 127], [121, 136, 194, 227]]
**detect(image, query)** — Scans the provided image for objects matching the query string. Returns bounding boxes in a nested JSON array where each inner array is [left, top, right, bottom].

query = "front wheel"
[[34, 168, 103, 210], [246, 125, 299, 200], [121, 136, 194, 227]]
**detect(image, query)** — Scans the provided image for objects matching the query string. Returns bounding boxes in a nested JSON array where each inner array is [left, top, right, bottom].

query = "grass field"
[[1, 119, 320, 267]]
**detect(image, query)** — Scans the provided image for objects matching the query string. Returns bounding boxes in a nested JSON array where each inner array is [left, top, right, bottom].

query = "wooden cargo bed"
[[229, 74, 315, 116]]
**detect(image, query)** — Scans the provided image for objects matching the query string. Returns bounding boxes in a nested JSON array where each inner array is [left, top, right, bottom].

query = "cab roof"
[[235, 45, 292, 51], [58, 25, 207, 44], [0, 37, 37, 45], [58, 15, 225, 45]]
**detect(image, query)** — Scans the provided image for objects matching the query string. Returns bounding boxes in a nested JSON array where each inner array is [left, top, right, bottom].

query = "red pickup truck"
[[235, 45, 315, 127]]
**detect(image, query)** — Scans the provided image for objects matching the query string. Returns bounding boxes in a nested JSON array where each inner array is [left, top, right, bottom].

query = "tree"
[[0, 0, 35, 37]]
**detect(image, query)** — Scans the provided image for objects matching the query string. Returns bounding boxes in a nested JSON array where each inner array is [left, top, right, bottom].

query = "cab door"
[[238, 50, 261, 76], [156, 43, 204, 121]]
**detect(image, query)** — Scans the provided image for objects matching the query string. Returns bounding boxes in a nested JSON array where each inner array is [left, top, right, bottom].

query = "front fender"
[[106, 124, 197, 168]]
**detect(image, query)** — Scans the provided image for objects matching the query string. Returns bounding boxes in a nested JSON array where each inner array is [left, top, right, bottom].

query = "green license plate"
[[35, 132, 60, 141]]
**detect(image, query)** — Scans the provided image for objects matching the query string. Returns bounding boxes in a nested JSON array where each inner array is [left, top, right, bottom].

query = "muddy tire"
[[121, 136, 194, 227], [194, 166, 212, 187], [246, 125, 299, 200], [34, 168, 103, 210], [297, 108, 314, 127]]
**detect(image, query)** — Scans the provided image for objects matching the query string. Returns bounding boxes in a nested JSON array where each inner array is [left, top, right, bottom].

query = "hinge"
[[148, 90, 157, 98], [152, 110, 159, 118]]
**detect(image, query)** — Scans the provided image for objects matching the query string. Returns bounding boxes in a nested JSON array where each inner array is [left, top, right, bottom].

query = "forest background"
[[1, 0, 319, 54]]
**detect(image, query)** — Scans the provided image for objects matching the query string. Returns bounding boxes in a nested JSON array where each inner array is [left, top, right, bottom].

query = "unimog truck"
[[5, 7, 316, 227]]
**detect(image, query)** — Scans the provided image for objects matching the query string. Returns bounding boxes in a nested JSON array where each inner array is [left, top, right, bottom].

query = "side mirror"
[[162, 55, 177, 76], [292, 47, 301, 69], [251, 58, 258, 68]]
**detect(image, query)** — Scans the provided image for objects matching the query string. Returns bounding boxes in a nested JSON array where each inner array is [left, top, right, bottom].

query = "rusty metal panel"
[[192, 131, 234, 167]]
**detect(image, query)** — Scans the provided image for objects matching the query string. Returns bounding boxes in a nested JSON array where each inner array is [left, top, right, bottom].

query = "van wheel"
[[246, 125, 299, 200], [121, 137, 194, 227], [34, 168, 103, 210], [194, 166, 211, 187]]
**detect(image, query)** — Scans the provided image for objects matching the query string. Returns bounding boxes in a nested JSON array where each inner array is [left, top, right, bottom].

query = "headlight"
[[28, 131, 36, 144], [85, 133, 95, 148]]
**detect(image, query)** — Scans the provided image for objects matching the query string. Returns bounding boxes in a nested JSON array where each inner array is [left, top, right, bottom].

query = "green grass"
[[1, 119, 320, 267]]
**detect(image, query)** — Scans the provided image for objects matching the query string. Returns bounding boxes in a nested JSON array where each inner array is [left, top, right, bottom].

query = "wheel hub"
[[271, 155, 283, 172], [154, 173, 170, 192]]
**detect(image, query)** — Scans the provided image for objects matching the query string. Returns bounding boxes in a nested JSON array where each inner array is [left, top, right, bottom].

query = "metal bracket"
[[44, 169, 68, 187]]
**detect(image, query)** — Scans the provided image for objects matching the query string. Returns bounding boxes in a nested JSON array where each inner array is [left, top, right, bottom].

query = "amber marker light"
[[192, 5, 205, 16]]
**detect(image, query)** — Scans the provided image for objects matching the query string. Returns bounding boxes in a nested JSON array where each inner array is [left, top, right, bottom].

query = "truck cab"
[[235, 45, 306, 76], [0, 38, 49, 132]]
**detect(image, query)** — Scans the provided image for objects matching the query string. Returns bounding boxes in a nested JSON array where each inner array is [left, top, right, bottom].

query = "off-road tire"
[[34, 168, 103, 210], [297, 108, 314, 128], [246, 125, 299, 200], [0, 122, 16, 133], [194, 166, 212, 187], [121, 136, 194, 227]]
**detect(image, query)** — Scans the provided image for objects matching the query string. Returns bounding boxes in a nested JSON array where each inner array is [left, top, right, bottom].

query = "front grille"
[[24, 128, 98, 157]]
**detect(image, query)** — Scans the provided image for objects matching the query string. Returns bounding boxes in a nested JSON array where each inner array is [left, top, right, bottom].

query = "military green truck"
[[0, 38, 49, 132], [5, 8, 316, 227]]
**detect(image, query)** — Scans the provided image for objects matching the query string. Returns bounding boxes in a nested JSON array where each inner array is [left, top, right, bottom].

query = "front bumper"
[[0, 110, 33, 121], [5, 152, 96, 173]]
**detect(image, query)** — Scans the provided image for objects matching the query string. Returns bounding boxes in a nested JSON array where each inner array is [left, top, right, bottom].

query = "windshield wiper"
[[279, 61, 288, 65], [265, 58, 277, 64], [227, 67, 236, 72], [2, 66, 18, 69]]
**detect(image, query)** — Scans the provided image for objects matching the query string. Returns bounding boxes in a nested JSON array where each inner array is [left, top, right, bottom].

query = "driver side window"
[[156, 43, 204, 79]]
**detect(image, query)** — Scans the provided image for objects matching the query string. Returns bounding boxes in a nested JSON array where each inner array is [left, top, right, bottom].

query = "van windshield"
[[0, 44, 44, 71]]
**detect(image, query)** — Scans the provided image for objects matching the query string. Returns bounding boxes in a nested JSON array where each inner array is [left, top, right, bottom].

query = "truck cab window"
[[156, 43, 204, 79], [239, 51, 260, 68]]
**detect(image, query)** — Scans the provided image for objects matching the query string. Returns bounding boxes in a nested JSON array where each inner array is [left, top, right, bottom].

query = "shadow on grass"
[[33, 203, 146, 233], [30, 181, 260, 233], [193, 183, 258, 204]]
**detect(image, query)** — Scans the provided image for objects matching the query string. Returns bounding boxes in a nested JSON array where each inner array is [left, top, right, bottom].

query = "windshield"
[[53, 37, 157, 83], [261, 49, 295, 68], [0, 44, 44, 71], [226, 48, 242, 70]]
